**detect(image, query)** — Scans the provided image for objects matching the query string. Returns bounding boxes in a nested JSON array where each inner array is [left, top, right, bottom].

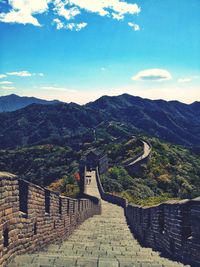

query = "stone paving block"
[[14, 255, 34, 264], [54, 257, 77, 267], [119, 263, 142, 267], [98, 257, 119, 267], [140, 264, 163, 267], [31, 256, 56, 265], [76, 257, 98, 267], [15, 264, 37, 267], [6, 262, 20, 267]]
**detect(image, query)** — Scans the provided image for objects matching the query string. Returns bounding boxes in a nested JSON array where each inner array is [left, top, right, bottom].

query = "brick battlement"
[[125, 198, 200, 266], [0, 172, 101, 266], [96, 169, 200, 266]]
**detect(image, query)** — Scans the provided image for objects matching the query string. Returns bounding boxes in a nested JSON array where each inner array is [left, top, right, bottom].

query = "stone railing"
[[0, 172, 101, 267], [96, 168, 127, 208], [125, 198, 200, 266], [96, 169, 200, 266]]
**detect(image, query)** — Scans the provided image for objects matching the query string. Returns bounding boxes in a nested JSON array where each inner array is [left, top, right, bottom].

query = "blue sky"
[[0, 0, 200, 103]]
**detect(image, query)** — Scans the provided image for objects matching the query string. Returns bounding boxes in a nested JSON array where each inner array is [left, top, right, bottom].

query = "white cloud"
[[41, 86, 77, 93], [54, 1, 80, 21], [66, 22, 87, 31], [9, 0, 49, 13], [70, 0, 140, 17], [177, 78, 192, 83], [7, 70, 32, 77], [0, 74, 7, 79], [76, 22, 87, 31], [0, 0, 50, 26], [53, 18, 87, 31], [0, 10, 41, 26], [128, 22, 140, 31], [0, 81, 13, 85], [132, 69, 172, 81], [53, 18, 64, 29], [0, 0, 141, 29], [6, 71, 44, 77], [1, 86, 15, 90], [112, 12, 124, 20]]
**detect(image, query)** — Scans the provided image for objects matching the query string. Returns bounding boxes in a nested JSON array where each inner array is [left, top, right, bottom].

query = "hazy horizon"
[[1, 91, 199, 105]]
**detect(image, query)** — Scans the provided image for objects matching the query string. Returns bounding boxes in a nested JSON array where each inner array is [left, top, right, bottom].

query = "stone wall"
[[0, 172, 101, 267], [96, 168, 127, 208], [96, 169, 200, 266], [124, 139, 152, 175], [125, 198, 200, 266]]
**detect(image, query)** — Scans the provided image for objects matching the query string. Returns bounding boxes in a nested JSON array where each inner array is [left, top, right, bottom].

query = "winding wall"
[[124, 139, 152, 175]]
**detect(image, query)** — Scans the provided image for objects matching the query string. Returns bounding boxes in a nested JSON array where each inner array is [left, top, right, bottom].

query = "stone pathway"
[[8, 171, 189, 267], [84, 170, 100, 198]]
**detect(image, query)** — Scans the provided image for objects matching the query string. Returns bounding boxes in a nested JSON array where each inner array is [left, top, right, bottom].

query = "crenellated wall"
[[0, 172, 101, 267], [96, 169, 200, 266], [125, 198, 200, 266]]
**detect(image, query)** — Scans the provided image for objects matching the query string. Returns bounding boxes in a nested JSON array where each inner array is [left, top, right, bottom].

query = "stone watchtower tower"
[[79, 149, 109, 193], [85, 149, 108, 175]]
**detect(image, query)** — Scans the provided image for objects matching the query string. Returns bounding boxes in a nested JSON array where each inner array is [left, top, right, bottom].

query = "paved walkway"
[[127, 141, 151, 166], [8, 171, 188, 267], [84, 170, 100, 198]]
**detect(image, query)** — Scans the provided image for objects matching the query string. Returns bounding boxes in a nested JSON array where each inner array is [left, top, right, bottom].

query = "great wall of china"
[[0, 172, 101, 266], [96, 168, 200, 266], [0, 140, 200, 266]]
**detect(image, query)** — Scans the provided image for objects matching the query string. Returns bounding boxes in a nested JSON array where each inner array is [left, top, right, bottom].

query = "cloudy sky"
[[0, 0, 200, 104]]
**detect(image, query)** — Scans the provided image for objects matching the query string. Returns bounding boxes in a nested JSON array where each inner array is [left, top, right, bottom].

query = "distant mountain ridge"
[[0, 93, 199, 148], [86, 94, 200, 145], [0, 94, 60, 112]]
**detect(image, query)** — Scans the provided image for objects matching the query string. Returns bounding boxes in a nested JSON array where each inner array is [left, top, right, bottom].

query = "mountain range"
[[0, 94, 59, 112], [0, 93, 199, 148]]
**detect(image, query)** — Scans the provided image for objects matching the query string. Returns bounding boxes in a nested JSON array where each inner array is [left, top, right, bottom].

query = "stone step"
[[8, 188, 188, 267], [11, 253, 187, 266]]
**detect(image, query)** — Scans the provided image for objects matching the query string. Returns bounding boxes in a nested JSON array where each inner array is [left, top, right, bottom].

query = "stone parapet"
[[95, 168, 200, 266], [125, 199, 200, 266], [0, 172, 101, 267]]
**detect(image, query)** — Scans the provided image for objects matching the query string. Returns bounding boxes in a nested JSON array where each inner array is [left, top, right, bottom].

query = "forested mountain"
[[87, 94, 200, 145], [0, 94, 59, 112], [0, 93, 200, 149]]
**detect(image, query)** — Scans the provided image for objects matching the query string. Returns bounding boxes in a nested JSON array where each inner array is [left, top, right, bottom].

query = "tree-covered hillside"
[[0, 94, 200, 148], [101, 138, 200, 206], [0, 117, 199, 204], [0, 145, 80, 186]]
